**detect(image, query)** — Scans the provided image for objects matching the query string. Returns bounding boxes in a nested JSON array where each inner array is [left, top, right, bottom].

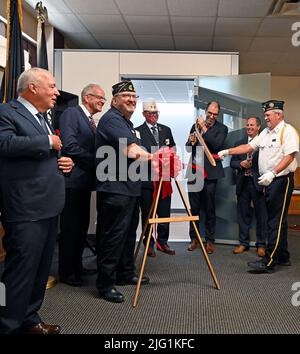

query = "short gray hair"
[[17, 67, 50, 93], [81, 84, 102, 101]]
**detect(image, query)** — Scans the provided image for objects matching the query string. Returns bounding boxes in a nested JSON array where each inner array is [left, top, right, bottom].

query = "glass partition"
[[194, 73, 271, 244]]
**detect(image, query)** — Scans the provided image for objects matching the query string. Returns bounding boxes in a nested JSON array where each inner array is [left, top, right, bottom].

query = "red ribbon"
[[153, 181, 172, 200]]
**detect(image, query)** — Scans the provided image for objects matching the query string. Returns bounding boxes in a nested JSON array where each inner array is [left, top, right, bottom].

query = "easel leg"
[[175, 179, 220, 290], [133, 179, 163, 307], [134, 198, 155, 263]]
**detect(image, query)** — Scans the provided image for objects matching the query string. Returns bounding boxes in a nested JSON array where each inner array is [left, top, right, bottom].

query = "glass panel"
[[193, 73, 271, 244]]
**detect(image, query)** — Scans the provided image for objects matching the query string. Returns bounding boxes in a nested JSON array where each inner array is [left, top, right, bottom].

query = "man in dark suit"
[[230, 117, 267, 256], [0, 68, 73, 334], [135, 100, 176, 257], [186, 101, 228, 254], [58, 84, 106, 286]]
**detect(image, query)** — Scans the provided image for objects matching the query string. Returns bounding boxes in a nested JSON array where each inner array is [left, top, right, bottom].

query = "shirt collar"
[[146, 122, 157, 130], [80, 104, 91, 118], [268, 120, 285, 134], [17, 96, 39, 116]]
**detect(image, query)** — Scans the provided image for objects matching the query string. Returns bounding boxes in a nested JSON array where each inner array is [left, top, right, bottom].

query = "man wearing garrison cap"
[[94, 80, 152, 303], [135, 99, 176, 257], [218, 100, 299, 273]]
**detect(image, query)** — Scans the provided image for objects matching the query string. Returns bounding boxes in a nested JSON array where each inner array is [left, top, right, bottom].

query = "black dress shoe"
[[157, 242, 175, 255], [116, 275, 150, 286], [247, 260, 275, 273], [60, 274, 83, 287], [98, 287, 124, 303], [80, 267, 97, 276], [24, 322, 61, 334]]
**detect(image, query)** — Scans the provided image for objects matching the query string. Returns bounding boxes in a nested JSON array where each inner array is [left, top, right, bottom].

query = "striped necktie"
[[151, 126, 159, 144], [89, 116, 96, 133]]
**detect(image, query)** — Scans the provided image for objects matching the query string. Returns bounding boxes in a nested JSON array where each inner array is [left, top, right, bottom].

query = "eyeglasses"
[[87, 93, 107, 102], [144, 111, 159, 116], [115, 93, 139, 100], [207, 111, 218, 117]]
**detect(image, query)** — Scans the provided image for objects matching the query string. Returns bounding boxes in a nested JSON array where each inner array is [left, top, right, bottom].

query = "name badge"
[[165, 138, 170, 146], [135, 130, 141, 139]]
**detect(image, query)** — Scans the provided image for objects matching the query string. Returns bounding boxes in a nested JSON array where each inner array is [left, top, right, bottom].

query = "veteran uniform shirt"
[[249, 120, 299, 176]]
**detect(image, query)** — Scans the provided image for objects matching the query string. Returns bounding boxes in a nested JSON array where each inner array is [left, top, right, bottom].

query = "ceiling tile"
[[78, 15, 129, 34], [24, 0, 72, 14], [218, 0, 274, 17], [213, 37, 253, 52], [49, 14, 87, 32], [171, 17, 215, 36], [249, 37, 295, 51], [93, 34, 138, 49], [64, 32, 101, 48], [115, 0, 168, 15], [215, 18, 261, 37], [124, 16, 171, 35], [257, 18, 298, 37], [174, 36, 213, 50], [63, 0, 120, 14], [167, 0, 218, 17], [134, 35, 174, 50]]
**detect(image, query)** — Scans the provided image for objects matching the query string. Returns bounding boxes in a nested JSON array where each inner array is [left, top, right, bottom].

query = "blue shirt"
[[95, 106, 141, 196]]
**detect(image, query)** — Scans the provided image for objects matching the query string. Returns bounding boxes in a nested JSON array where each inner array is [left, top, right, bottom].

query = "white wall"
[[271, 76, 300, 164], [55, 50, 238, 121], [55, 50, 238, 232]]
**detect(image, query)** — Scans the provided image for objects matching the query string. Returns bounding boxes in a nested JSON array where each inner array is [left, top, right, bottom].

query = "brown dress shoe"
[[147, 246, 156, 257], [205, 241, 215, 254], [257, 247, 266, 257], [187, 239, 198, 251], [233, 245, 249, 254], [25, 322, 61, 334], [157, 243, 175, 255]]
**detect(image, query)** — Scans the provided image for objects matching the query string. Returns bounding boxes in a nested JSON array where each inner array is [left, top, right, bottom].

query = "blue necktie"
[[36, 113, 48, 134]]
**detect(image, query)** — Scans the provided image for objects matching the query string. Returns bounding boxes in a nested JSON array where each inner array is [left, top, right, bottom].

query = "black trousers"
[[96, 192, 139, 292], [237, 177, 267, 248], [0, 217, 58, 334], [263, 173, 294, 267], [188, 179, 217, 243], [140, 187, 171, 247], [59, 188, 91, 278]]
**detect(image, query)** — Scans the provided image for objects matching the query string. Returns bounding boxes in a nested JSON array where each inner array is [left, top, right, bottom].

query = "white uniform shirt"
[[249, 120, 299, 176]]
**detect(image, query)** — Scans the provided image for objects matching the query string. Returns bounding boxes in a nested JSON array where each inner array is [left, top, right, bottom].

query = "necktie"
[[89, 116, 96, 133], [36, 113, 48, 134], [151, 126, 159, 144]]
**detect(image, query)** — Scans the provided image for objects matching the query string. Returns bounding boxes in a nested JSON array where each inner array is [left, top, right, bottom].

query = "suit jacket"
[[186, 120, 228, 180], [230, 136, 262, 195], [59, 105, 95, 190], [0, 100, 65, 222], [135, 122, 176, 189]]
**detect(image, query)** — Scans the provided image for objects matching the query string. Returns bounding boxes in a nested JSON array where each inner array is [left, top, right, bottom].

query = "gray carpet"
[[38, 231, 300, 334]]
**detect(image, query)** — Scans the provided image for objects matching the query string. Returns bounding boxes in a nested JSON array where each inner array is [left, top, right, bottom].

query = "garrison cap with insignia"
[[143, 99, 158, 112], [112, 80, 135, 96], [262, 100, 285, 112]]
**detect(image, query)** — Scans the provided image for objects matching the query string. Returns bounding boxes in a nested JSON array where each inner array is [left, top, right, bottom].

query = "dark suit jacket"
[[0, 100, 65, 222], [230, 136, 262, 195], [59, 105, 95, 190], [135, 122, 176, 189], [186, 120, 228, 180]]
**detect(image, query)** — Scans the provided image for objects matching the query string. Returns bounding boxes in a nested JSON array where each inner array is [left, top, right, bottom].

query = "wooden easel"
[[133, 177, 221, 307]]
